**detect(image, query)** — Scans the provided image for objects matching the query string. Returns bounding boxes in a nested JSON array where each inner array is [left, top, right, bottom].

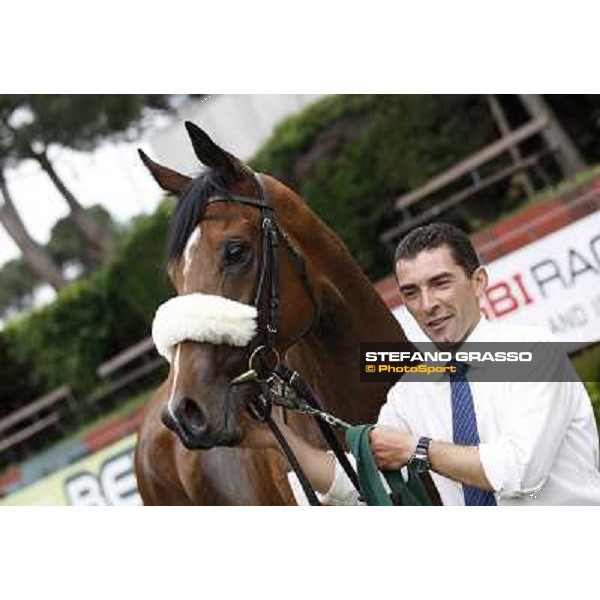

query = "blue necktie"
[[448, 361, 497, 506]]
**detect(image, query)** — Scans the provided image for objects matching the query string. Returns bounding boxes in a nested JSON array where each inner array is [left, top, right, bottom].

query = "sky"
[[0, 136, 164, 266]]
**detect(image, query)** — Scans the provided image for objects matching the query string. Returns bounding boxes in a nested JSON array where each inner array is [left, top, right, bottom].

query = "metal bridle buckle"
[[230, 345, 281, 386], [248, 345, 280, 379]]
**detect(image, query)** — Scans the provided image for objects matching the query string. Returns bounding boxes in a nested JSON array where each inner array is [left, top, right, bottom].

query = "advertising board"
[[0, 435, 141, 506], [396, 209, 600, 347]]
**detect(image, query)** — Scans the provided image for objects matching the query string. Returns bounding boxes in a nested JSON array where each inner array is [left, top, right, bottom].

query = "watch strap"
[[409, 436, 431, 471]]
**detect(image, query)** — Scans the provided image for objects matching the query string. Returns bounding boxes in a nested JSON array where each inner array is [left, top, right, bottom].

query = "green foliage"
[[251, 95, 376, 179], [0, 333, 43, 417], [47, 204, 118, 271], [572, 343, 600, 383], [103, 200, 173, 323], [250, 95, 497, 279], [572, 344, 600, 427], [0, 259, 38, 316], [0, 95, 177, 156], [588, 384, 600, 427], [4, 273, 145, 393], [0, 206, 120, 321], [3, 200, 173, 396]]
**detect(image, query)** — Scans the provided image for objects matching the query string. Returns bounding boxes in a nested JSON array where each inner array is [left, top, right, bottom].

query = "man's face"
[[396, 245, 487, 346]]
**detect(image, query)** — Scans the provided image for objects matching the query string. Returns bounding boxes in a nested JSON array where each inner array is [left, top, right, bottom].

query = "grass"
[[73, 389, 152, 440], [487, 163, 600, 226], [15, 389, 153, 468], [526, 163, 600, 204]]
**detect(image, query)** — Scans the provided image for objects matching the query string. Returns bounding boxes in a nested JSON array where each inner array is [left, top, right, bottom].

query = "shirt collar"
[[422, 316, 491, 382], [461, 316, 491, 344]]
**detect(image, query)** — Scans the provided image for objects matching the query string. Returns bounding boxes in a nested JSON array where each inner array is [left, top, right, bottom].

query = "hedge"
[[250, 94, 500, 279], [572, 344, 600, 425], [2, 200, 174, 399]]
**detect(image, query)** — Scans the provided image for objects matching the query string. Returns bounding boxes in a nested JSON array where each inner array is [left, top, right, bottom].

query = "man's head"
[[395, 223, 487, 346]]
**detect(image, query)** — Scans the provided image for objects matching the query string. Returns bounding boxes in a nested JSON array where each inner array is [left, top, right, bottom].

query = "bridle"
[[204, 171, 319, 356], [178, 169, 437, 506], [200, 171, 361, 505]]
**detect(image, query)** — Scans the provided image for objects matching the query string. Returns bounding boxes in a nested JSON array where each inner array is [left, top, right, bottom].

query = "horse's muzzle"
[[161, 397, 242, 450]]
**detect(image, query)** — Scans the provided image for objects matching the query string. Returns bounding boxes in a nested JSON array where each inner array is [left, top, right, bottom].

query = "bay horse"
[[134, 122, 412, 505]]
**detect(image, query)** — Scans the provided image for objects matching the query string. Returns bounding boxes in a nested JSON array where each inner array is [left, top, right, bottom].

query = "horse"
[[134, 121, 417, 505]]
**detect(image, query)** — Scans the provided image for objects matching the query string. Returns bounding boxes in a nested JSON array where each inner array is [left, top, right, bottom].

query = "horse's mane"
[[167, 168, 224, 265]]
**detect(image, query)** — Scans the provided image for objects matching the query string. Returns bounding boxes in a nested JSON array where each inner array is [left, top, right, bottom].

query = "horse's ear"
[[184, 121, 249, 184], [138, 149, 191, 195]]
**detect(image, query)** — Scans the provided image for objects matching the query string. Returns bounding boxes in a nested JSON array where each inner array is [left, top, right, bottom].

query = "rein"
[[208, 172, 361, 505], [232, 353, 361, 505], [167, 171, 438, 505]]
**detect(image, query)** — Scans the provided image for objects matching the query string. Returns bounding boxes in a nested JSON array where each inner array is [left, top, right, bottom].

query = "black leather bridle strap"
[[255, 214, 280, 348], [209, 176, 281, 346], [209, 174, 318, 350], [254, 174, 282, 349], [213, 173, 345, 504], [275, 363, 361, 494], [264, 412, 321, 506], [253, 175, 320, 349]]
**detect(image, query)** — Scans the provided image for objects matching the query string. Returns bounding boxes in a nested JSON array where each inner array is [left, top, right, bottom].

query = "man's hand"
[[370, 426, 495, 492], [240, 408, 336, 494], [370, 425, 417, 470]]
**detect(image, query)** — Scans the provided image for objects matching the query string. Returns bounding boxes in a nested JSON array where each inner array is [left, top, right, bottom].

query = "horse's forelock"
[[167, 169, 224, 266]]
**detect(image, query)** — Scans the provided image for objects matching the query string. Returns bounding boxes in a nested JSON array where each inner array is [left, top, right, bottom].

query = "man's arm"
[[288, 424, 495, 494], [370, 426, 495, 491], [241, 410, 338, 494], [429, 440, 494, 490], [276, 427, 337, 494]]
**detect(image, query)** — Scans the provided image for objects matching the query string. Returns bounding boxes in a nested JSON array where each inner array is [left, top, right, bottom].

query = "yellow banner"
[[1, 435, 141, 506]]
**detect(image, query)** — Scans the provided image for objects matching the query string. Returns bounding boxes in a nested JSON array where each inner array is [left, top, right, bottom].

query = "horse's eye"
[[223, 241, 249, 267]]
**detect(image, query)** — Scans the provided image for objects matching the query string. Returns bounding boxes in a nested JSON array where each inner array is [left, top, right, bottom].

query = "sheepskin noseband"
[[152, 293, 258, 363]]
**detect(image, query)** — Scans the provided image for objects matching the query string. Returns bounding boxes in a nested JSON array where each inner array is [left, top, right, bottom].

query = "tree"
[[0, 95, 177, 263], [0, 166, 67, 291], [251, 95, 498, 279], [0, 99, 67, 290], [0, 258, 39, 317], [46, 204, 118, 273], [0, 205, 117, 320]]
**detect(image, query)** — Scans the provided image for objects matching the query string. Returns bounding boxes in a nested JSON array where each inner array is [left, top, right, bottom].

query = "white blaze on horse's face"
[[166, 345, 182, 423], [182, 225, 203, 292]]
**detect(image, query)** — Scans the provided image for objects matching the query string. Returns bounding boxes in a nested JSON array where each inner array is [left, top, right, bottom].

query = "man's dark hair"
[[394, 223, 481, 276]]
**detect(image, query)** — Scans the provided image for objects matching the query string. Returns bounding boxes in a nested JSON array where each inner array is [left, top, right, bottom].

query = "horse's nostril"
[[177, 398, 207, 434]]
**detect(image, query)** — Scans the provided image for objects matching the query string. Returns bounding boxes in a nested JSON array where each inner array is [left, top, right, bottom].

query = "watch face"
[[410, 437, 431, 473], [412, 459, 429, 474]]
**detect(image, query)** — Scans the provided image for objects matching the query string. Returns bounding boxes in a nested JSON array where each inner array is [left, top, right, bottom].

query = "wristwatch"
[[408, 436, 432, 473]]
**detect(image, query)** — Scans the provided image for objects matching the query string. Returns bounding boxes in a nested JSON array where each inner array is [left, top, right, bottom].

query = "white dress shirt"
[[318, 318, 600, 506]]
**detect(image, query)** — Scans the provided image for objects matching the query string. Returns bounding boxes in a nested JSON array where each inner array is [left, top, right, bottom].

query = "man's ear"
[[472, 266, 488, 299], [138, 149, 191, 195]]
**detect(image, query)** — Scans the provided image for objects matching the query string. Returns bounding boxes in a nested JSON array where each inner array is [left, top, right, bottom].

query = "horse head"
[[139, 123, 319, 450]]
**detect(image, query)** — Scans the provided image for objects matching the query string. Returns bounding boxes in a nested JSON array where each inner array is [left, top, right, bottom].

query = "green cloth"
[[345, 425, 433, 506]]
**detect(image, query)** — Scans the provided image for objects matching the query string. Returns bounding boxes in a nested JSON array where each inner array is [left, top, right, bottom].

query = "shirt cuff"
[[479, 440, 526, 497], [319, 452, 364, 506], [286, 452, 362, 505]]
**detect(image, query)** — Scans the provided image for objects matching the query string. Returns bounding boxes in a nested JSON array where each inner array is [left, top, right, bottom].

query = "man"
[[277, 223, 600, 505]]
